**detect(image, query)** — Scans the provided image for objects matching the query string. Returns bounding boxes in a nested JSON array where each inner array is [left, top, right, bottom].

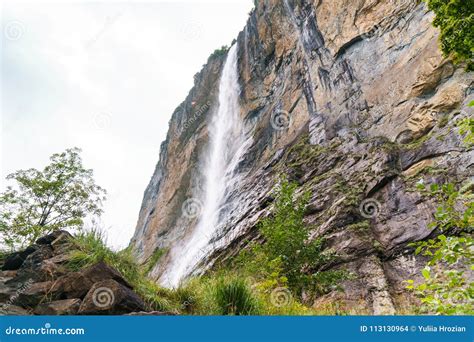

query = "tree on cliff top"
[[0, 148, 106, 249]]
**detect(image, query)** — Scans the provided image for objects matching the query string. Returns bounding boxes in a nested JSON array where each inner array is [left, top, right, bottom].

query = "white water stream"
[[160, 44, 249, 287]]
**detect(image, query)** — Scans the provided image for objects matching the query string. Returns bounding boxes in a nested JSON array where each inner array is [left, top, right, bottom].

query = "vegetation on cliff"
[[230, 178, 347, 300], [425, 0, 474, 70], [406, 115, 474, 315], [407, 182, 474, 314], [69, 148, 349, 315], [0, 149, 340, 315], [1, 0, 473, 316]]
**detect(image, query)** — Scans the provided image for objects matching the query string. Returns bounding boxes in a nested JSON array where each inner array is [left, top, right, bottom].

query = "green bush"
[[209, 45, 229, 59], [258, 178, 346, 295], [408, 182, 474, 314], [425, 0, 474, 70], [229, 177, 348, 307]]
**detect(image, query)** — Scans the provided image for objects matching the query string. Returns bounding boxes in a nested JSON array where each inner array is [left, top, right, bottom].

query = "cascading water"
[[160, 44, 250, 288]]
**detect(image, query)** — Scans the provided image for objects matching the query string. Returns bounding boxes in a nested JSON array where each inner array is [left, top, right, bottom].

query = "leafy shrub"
[[258, 178, 346, 294], [408, 182, 474, 314], [231, 177, 348, 304], [458, 100, 474, 146], [209, 45, 229, 59], [425, 0, 474, 70]]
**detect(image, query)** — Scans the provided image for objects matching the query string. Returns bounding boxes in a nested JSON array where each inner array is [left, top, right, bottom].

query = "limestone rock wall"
[[131, 0, 473, 314]]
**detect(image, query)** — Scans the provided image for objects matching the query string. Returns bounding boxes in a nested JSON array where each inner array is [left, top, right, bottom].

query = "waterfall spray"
[[160, 44, 248, 287]]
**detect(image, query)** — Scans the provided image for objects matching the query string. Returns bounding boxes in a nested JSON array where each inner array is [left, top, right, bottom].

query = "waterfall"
[[160, 44, 249, 287]]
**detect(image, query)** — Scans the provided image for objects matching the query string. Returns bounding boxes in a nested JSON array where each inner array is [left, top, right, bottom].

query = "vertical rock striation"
[[131, 0, 473, 313]]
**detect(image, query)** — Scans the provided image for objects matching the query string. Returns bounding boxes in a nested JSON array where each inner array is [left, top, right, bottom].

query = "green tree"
[[425, 0, 474, 70], [458, 100, 474, 146], [0, 148, 106, 249], [407, 182, 474, 314], [254, 178, 346, 296]]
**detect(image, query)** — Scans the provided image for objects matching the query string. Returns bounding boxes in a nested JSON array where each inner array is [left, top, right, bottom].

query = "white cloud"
[[1, 0, 252, 249]]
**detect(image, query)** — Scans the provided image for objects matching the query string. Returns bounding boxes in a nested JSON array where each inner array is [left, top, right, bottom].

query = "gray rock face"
[[130, 0, 473, 313]]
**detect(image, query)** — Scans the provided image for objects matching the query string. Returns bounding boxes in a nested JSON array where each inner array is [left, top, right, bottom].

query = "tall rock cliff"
[[130, 0, 474, 314]]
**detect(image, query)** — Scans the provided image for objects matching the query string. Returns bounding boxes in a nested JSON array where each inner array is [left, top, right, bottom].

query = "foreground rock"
[[34, 299, 81, 315], [78, 279, 146, 315], [51, 261, 133, 299], [0, 231, 164, 316]]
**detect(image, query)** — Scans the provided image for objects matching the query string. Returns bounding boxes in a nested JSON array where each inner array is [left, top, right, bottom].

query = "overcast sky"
[[1, 0, 253, 249]]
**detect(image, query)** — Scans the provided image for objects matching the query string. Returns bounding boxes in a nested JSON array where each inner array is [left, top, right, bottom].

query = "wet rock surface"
[[130, 0, 473, 314]]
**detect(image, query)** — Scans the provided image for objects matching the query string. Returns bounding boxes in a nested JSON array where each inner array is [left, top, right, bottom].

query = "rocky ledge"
[[0, 231, 162, 316], [129, 0, 473, 314]]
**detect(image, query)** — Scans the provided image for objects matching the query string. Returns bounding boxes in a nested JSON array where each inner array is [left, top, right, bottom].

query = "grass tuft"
[[214, 276, 259, 315], [63, 228, 350, 315], [66, 229, 177, 312]]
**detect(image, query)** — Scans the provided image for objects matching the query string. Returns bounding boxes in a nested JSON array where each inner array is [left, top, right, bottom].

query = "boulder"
[[2, 245, 40, 271], [0, 232, 149, 316], [52, 261, 131, 299], [34, 298, 81, 315], [78, 279, 146, 315], [0, 270, 17, 283], [9, 245, 56, 284], [36, 230, 72, 245], [51, 272, 93, 299], [15, 281, 56, 308], [80, 261, 132, 289], [21, 245, 54, 269], [0, 304, 31, 315], [0, 284, 16, 303], [50, 231, 74, 254]]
